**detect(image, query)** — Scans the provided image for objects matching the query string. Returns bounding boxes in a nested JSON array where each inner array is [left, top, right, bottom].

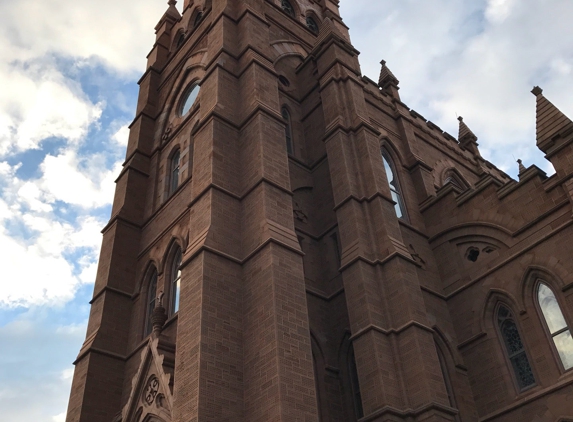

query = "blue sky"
[[0, 0, 571, 420]]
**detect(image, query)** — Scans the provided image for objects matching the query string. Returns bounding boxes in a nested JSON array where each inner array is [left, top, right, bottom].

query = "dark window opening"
[[306, 16, 319, 33], [170, 150, 181, 194], [194, 11, 203, 28], [281, 107, 294, 155], [467, 248, 479, 262], [281, 0, 295, 17], [279, 75, 290, 87], [497, 305, 536, 390]]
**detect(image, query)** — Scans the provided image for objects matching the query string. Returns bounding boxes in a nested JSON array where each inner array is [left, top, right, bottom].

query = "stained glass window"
[[281, 0, 295, 17], [381, 150, 405, 219], [170, 248, 182, 315], [497, 305, 536, 390], [537, 283, 573, 370]]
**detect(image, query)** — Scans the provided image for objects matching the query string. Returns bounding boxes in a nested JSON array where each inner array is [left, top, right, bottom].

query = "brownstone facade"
[[65, 1, 573, 421]]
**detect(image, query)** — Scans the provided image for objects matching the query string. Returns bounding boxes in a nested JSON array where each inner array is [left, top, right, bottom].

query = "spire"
[[531, 86, 573, 152], [378, 60, 400, 100], [457, 116, 481, 158], [165, 0, 181, 20], [517, 159, 526, 174]]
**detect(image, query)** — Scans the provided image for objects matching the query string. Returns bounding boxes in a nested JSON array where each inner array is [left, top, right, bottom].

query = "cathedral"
[[65, 0, 573, 421]]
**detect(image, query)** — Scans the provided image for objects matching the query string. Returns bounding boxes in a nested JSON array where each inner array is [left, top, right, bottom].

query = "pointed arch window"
[[193, 10, 203, 28], [145, 268, 158, 336], [537, 283, 573, 370], [169, 150, 181, 194], [497, 304, 536, 390], [170, 248, 182, 315], [348, 344, 364, 419], [281, 0, 295, 17], [444, 171, 467, 191], [281, 107, 294, 155], [176, 32, 185, 49], [306, 16, 319, 34], [381, 149, 405, 219], [435, 343, 460, 421]]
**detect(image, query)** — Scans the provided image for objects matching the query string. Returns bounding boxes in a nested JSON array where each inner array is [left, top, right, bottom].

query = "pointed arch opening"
[[281, 106, 294, 155], [536, 282, 573, 370], [281, 0, 295, 17], [443, 169, 468, 191], [169, 149, 181, 195], [168, 246, 182, 316], [495, 303, 536, 390], [144, 266, 158, 337], [347, 343, 364, 419], [381, 148, 406, 219]]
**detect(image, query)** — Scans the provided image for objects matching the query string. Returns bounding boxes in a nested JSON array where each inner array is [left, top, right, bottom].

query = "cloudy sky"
[[0, 0, 571, 420]]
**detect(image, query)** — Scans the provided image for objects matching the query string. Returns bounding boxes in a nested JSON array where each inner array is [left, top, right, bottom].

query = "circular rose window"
[[180, 83, 200, 116]]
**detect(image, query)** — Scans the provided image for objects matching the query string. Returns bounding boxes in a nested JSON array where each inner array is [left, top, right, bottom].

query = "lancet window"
[[281, 0, 295, 17], [348, 344, 364, 419], [381, 149, 405, 219], [144, 268, 158, 336], [281, 106, 294, 155], [497, 304, 536, 390], [306, 16, 319, 33], [537, 282, 573, 370], [169, 150, 181, 194], [170, 248, 182, 315]]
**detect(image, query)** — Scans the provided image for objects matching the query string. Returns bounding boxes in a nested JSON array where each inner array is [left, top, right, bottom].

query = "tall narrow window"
[[537, 283, 573, 370], [381, 150, 405, 219], [170, 150, 180, 194], [193, 11, 203, 28], [176, 32, 185, 49], [281, 107, 294, 155], [348, 344, 364, 419], [497, 305, 536, 390], [170, 248, 182, 315], [281, 0, 295, 17], [145, 268, 158, 336]]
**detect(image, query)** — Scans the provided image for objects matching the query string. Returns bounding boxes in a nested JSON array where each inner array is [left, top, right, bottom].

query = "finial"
[[531, 86, 543, 96], [151, 291, 168, 335], [517, 159, 526, 174], [458, 116, 464, 122], [168, 0, 176, 5], [380, 60, 386, 66]]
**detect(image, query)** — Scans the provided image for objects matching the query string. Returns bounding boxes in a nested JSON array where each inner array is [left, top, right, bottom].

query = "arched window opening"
[[176, 32, 185, 49], [281, 107, 294, 155], [381, 149, 405, 219], [170, 150, 181, 194], [193, 11, 203, 28], [348, 344, 364, 419], [180, 83, 201, 116], [281, 0, 295, 17], [306, 16, 319, 34], [170, 248, 182, 315], [537, 283, 573, 370], [497, 305, 536, 390], [145, 268, 158, 336]]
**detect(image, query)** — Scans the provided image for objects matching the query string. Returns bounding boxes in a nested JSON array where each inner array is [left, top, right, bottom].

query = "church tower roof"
[[532, 86, 573, 151]]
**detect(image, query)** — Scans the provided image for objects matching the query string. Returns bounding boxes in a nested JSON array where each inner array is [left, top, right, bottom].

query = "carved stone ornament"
[[143, 376, 160, 405], [161, 125, 173, 143]]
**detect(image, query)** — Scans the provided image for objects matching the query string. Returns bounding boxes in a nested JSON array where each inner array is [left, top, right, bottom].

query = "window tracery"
[[497, 305, 536, 390], [306, 16, 319, 34], [281, 0, 295, 17], [537, 282, 573, 370]]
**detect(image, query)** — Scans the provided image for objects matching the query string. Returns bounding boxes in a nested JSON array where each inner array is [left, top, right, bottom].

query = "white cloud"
[[0, 60, 103, 157], [112, 124, 130, 147], [340, 0, 573, 176], [0, 0, 165, 74]]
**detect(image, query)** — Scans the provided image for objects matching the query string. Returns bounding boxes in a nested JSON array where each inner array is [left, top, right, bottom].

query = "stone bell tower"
[[66, 0, 573, 421]]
